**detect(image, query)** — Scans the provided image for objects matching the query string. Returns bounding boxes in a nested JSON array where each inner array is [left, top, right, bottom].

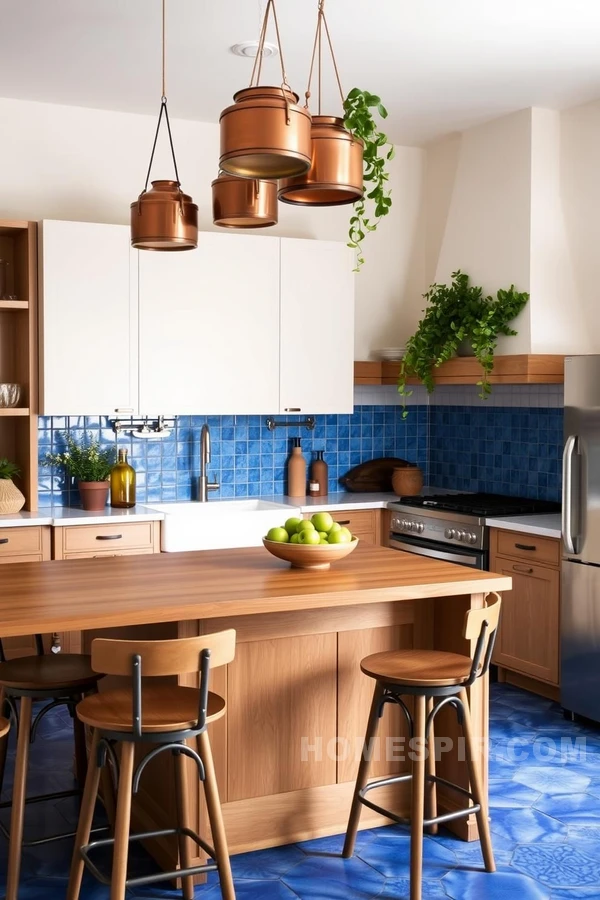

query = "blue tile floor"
[[1, 682, 600, 898]]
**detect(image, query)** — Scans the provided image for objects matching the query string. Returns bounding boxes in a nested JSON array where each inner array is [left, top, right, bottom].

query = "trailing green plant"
[[42, 432, 116, 482], [398, 270, 529, 417], [0, 458, 20, 480], [343, 88, 394, 271]]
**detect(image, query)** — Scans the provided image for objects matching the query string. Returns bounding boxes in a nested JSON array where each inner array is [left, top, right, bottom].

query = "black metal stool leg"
[[343, 682, 385, 858]]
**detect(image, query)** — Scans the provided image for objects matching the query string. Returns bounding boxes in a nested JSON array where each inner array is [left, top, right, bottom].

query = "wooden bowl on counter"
[[262, 536, 359, 570], [392, 465, 423, 496]]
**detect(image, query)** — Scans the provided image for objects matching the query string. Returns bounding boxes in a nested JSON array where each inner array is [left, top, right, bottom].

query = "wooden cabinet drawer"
[[495, 530, 560, 567], [54, 521, 158, 559], [303, 508, 380, 543], [0, 526, 50, 562]]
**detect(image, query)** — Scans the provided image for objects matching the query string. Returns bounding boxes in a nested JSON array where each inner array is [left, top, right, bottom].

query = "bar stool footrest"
[[80, 825, 218, 888], [358, 771, 481, 830], [0, 788, 108, 847]]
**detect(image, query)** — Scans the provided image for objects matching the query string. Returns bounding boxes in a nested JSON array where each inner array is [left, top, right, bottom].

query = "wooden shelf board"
[[355, 355, 565, 386], [0, 408, 30, 417], [0, 221, 31, 236], [0, 300, 28, 310]]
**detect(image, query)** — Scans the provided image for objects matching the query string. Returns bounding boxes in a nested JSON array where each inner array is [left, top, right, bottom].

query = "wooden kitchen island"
[[0, 543, 510, 873]]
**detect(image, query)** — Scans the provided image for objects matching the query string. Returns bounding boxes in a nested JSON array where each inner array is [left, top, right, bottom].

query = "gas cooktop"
[[394, 492, 560, 518]]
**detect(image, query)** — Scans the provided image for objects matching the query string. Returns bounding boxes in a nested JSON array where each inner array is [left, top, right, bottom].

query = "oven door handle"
[[389, 538, 479, 566]]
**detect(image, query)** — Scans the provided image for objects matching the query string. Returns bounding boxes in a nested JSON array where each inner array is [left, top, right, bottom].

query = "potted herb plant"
[[343, 88, 394, 270], [0, 458, 25, 515], [398, 270, 529, 416], [43, 433, 116, 511]]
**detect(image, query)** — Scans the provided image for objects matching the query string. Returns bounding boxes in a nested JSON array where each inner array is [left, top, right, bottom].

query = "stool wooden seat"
[[67, 630, 237, 900], [0, 718, 9, 739], [0, 636, 105, 900], [343, 592, 502, 900], [361, 649, 474, 686], [77, 685, 226, 732]]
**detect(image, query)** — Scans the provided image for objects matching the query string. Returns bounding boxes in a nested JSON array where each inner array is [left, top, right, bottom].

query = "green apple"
[[297, 520, 316, 534], [339, 527, 353, 541], [328, 529, 351, 544], [319, 538, 329, 544], [290, 533, 300, 544], [266, 526, 289, 543], [328, 522, 342, 535], [285, 517, 303, 536], [299, 528, 321, 545], [318, 531, 328, 539], [311, 512, 334, 533]]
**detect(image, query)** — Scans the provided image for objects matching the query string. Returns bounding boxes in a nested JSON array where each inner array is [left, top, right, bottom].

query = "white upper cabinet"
[[40, 220, 138, 416], [138, 233, 280, 415], [279, 238, 354, 415]]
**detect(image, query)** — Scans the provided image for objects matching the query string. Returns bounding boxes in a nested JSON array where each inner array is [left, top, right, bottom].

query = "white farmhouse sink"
[[147, 500, 300, 552]]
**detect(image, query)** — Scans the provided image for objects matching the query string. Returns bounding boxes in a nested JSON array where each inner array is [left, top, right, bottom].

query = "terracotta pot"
[[219, 86, 312, 179], [0, 478, 25, 514], [391, 466, 424, 497], [78, 481, 110, 511], [278, 116, 364, 207]]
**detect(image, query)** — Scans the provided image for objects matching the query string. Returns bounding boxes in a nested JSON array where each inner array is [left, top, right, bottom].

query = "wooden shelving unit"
[[0, 220, 38, 510], [354, 355, 565, 386]]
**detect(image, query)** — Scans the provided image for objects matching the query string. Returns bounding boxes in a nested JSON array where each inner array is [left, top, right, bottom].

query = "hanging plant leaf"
[[343, 88, 394, 271]]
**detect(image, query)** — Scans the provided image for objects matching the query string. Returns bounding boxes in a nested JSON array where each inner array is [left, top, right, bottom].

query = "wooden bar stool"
[[67, 629, 237, 900], [343, 592, 502, 900], [0, 636, 104, 900]]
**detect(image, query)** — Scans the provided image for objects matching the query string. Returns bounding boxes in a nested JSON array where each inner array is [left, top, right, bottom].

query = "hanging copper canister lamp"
[[130, 0, 198, 250], [278, 0, 363, 207], [219, 0, 312, 179], [212, 174, 278, 228]]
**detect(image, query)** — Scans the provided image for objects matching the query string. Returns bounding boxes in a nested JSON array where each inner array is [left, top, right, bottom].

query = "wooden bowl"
[[262, 536, 359, 569], [392, 466, 423, 496]]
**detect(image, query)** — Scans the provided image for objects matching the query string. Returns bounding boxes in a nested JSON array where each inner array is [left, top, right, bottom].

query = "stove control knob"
[[410, 522, 419, 532], [468, 533, 478, 544], [456, 530, 466, 542], [416, 523, 424, 534], [445, 528, 456, 539]]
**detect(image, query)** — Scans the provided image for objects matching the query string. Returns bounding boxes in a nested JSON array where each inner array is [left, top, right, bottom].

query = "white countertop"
[[277, 491, 397, 512], [485, 513, 562, 540], [0, 505, 165, 528]]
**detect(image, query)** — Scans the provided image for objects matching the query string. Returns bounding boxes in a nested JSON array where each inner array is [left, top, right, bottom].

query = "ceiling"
[[2, 0, 600, 145]]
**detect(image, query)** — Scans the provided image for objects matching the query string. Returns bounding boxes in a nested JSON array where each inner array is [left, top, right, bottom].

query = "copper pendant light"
[[278, 0, 364, 208], [212, 174, 278, 228], [219, 0, 312, 179], [130, 0, 198, 250]]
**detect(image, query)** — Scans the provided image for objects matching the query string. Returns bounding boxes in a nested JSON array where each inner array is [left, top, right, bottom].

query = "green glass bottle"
[[110, 449, 136, 508]]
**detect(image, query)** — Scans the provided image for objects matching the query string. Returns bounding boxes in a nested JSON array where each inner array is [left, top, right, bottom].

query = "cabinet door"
[[138, 233, 280, 415], [492, 555, 560, 684], [40, 220, 137, 416], [280, 238, 354, 414]]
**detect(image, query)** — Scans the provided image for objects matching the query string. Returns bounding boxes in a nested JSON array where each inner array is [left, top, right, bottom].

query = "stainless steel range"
[[388, 493, 561, 569]]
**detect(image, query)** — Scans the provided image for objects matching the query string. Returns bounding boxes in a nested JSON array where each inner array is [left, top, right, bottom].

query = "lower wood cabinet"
[[490, 528, 560, 687], [53, 520, 160, 559], [0, 526, 52, 659]]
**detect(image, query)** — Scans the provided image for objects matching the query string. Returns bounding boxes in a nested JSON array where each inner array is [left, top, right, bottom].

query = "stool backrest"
[[90, 629, 236, 738], [462, 592, 502, 685], [90, 629, 236, 676]]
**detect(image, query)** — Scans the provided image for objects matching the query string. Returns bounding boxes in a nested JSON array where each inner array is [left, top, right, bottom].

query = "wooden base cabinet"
[[0, 525, 51, 658], [490, 528, 560, 686]]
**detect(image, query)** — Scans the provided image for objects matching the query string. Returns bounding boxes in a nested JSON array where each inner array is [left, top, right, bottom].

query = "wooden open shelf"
[[0, 300, 28, 310], [355, 355, 565, 386], [0, 220, 38, 510]]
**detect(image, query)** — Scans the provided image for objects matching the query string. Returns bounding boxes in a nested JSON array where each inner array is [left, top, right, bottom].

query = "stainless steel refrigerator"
[[562, 355, 600, 721]]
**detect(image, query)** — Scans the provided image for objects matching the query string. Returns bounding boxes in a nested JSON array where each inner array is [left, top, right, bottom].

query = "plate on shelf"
[[375, 348, 406, 361]]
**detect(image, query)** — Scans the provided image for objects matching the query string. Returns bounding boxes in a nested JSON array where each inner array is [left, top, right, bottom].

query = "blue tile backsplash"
[[37, 403, 562, 507], [429, 406, 563, 502], [37, 407, 429, 507]]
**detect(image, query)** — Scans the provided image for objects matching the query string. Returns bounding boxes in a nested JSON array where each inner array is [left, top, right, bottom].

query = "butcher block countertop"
[[0, 543, 511, 638]]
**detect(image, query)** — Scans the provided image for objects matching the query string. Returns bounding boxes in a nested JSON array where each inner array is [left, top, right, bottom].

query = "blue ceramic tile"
[[377, 878, 450, 899], [512, 843, 600, 887], [533, 792, 600, 824], [356, 828, 457, 880], [282, 856, 385, 900], [442, 869, 550, 900], [230, 844, 305, 879], [512, 767, 591, 795], [489, 807, 568, 843]]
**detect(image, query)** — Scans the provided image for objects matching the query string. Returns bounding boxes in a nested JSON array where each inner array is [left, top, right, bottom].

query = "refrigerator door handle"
[[562, 434, 578, 554]]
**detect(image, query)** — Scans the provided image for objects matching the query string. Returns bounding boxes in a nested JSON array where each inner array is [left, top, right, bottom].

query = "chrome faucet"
[[199, 424, 220, 502]]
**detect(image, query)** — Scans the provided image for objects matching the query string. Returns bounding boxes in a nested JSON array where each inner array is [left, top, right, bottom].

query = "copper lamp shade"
[[131, 180, 198, 251], [212, 175, 278, 228], [278, 116, 364, 207], [219, 86, 312, 179]]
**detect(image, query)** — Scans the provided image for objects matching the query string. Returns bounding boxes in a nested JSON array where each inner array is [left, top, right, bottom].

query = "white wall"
[[0, 96, 426, 360]]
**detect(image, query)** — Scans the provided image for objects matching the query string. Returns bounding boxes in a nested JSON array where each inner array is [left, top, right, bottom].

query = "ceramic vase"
[[0, 478, 25, 514], [78, 481, 109, 511]]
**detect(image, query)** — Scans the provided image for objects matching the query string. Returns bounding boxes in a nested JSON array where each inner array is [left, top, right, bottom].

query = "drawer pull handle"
[[0, 538, 8, 545], [284, 408, 301, 412], [336, 520, 351, 525], [515, 543, 536, 551], [95, 534, 123, 541], [513, 564, 534, 574]]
